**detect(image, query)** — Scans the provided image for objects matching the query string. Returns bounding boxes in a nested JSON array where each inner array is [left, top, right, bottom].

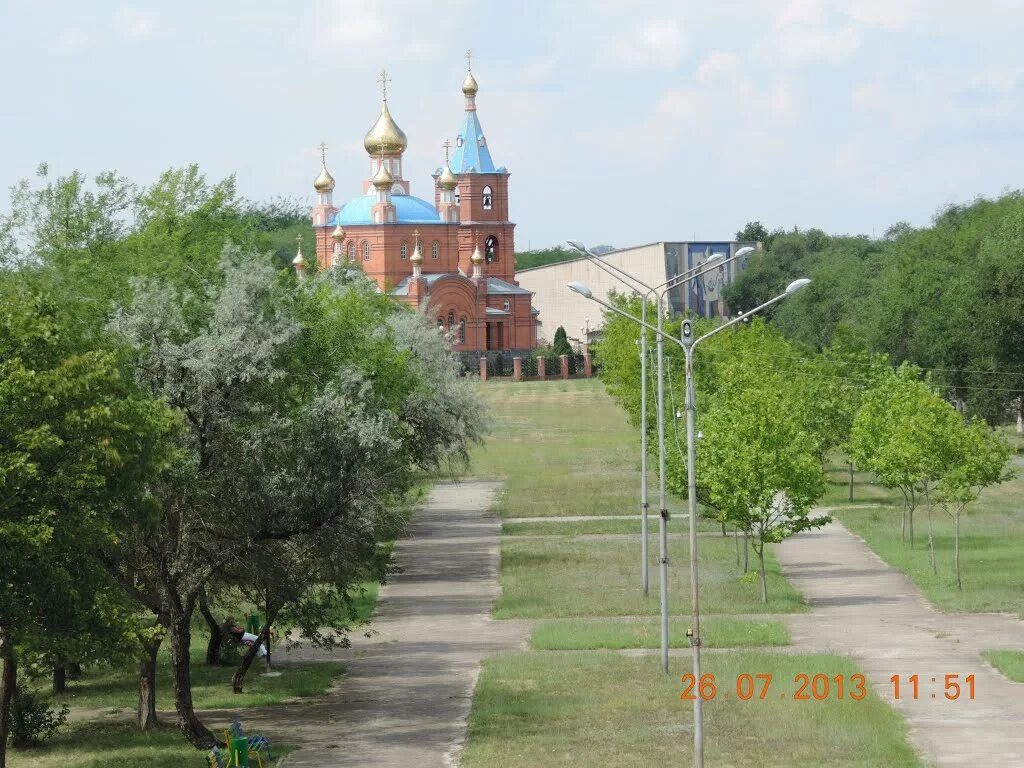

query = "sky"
[[2, 0, 1023, 249]]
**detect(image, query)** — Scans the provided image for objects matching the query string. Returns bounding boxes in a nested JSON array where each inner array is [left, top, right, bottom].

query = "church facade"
[[309, 62, 537, 354]]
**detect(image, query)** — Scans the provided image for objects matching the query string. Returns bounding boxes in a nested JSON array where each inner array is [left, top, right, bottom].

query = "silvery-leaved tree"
[[108, 248, 487, 747]]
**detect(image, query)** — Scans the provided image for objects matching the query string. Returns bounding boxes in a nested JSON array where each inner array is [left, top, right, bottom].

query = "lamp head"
[[705, 252, 726, 265], [736, 246, 755, 258], [566, 240, 588, 254], [567, 281, 593, 299], [785, 278, 812, 295]]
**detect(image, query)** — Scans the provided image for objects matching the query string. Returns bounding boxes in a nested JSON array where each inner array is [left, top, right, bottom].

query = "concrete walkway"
[[240, 481, 530, 767], [776, 520, 1024, 768]]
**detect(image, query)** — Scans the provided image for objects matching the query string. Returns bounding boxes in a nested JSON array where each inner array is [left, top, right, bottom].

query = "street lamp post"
[[568, 242, 753, 673], [567, 277, 811, 768]]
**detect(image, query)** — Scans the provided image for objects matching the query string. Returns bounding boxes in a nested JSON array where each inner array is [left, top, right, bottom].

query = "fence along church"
[[309, 55, 538, 354]]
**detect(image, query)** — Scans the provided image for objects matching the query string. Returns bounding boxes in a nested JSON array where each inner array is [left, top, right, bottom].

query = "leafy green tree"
[[936, 422, 1013, 589], [850, 366, 965, 571], [699, 382, 829, 602], [0, 288, 175, 767], [552, 325, 573, 358]]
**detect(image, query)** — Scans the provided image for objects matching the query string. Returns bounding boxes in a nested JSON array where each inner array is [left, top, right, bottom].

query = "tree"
[[850, 366, 965, 572], [699, 382, 829, 602], [0, 288, 174, 767], [552, 325, 573, 357], [936, 422, 1013, 589]]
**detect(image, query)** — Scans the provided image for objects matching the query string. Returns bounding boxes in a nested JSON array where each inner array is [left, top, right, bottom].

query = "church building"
[[309, 59, 538, 354]]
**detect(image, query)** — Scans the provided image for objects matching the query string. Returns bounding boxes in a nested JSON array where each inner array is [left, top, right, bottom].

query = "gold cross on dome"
[[442, 138, 453, 161], [413, 228, 420, 247], [378, 68, 391, 100], [317, 141, 328, 164], [465, 49, 473, 71], [295, 233, 303, 251]]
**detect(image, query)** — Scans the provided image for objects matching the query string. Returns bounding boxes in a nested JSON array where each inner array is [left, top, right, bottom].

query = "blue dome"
[[334, 194, 441, 225]]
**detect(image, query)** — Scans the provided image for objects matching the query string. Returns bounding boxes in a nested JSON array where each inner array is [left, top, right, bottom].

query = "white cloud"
[[610, 18, 687, 70], [50, 27, 93, 53], [851, 82, 884, 109], [112, 8, 159, 40], [696, 51, 741, 83]]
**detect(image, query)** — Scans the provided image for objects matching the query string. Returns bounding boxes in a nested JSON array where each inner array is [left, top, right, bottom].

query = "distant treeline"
[[725, 196, 1024, 424]]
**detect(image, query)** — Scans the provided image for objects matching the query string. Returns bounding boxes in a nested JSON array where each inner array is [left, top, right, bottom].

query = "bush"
[[9, 686, 69, 748]]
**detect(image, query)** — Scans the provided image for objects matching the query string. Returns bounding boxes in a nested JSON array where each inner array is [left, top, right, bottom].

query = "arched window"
[[362, 241, 370, 260], [447, 310, 455, 329], [458, 317, 467, 344], [485, 235, 498, 264], [400, 242, 409, 260], [348, 241, 356, 261], [431, 241, 440, 260], [482, 186, 493, 210], [437, 317, 444, 331], [456, 136, 464, 147], [503, 299, 510, 312], [454, 190, 461, 205]]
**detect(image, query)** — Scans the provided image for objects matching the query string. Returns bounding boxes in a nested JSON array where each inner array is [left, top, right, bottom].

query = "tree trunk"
[[231, 626, 268, 694], [848, 462, 854, 502], [0, 640, 16, 768], [955, 512, 962, 590], [52, 665, 66, 695], [138, 633, 162, 731], [900, 489, 907, 542], [734, 528, 740, 567], [167, 597, 214, 748], [198, 592, 223, 666], [908, 488, 915, 548], [743, 530, 749, 573], [1017, 397, 1023, 433], [924, 484, 936, 575], [721, 520, 727, 537], [756, 543, 768, 603]]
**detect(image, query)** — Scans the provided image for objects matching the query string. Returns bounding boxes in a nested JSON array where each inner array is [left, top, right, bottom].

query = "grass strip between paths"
[[983, 650, 1024, 682], [529, 616, 790, 650], [460, 651, 922, 768]]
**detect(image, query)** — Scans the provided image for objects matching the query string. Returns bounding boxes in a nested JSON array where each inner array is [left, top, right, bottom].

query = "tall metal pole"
[[639, 302, 650, 595], [655, 300, 669, 674], [681, 321, 703, 768]]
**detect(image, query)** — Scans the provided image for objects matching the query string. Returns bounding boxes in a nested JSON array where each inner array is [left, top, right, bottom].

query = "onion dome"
[[462, 71, 479, 96], [331, 224, 345, 241], [372, 161, 394, 189], [410, 241, 423, 264], [438, 163, 458, 190], [363, 102, 408, 156], [471, 243, 483, 264], [292, 250, 306, 268], [313, 164, 335, 192]]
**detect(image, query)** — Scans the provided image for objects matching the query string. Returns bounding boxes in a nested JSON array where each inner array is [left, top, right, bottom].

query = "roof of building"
[[334, 194, 441, 226], [450, 111, 503, 174], [390, 272, 462, 296], [485, 307, 510, 316], [487, 277, 532, 295]]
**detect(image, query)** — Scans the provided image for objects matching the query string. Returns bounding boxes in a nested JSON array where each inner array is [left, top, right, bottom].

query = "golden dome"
[[438, 163, 458, 190], [462, 71, 479, 96], [471, 243, 483, 264], [292, 250, 306, 267], [411, 242, 423, 264], [372, 161, 394, 189], [331, 224, 345, 241], [314, 164, 335, 192], [363, 101, 408, 156]]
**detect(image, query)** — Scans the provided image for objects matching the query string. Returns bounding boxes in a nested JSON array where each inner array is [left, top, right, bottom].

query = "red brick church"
[[308, 58, 538, 354]]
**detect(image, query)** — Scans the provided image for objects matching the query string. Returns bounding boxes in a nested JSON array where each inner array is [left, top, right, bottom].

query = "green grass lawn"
[[983, 650, 1024, 682], [460, 651, 922, 768], [823, 456, 1024, 616], [529, 617, 790, 650], [502, 516, 723, 536], [495, 535, 805, 618], [6, 721, 291, 768], [469, 380, 665, 518], [40, 638, 344, 714]]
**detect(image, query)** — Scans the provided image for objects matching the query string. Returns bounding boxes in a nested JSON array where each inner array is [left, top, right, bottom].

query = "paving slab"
[[776, 520, 1024, 767], [234, 481, 530, 767]]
